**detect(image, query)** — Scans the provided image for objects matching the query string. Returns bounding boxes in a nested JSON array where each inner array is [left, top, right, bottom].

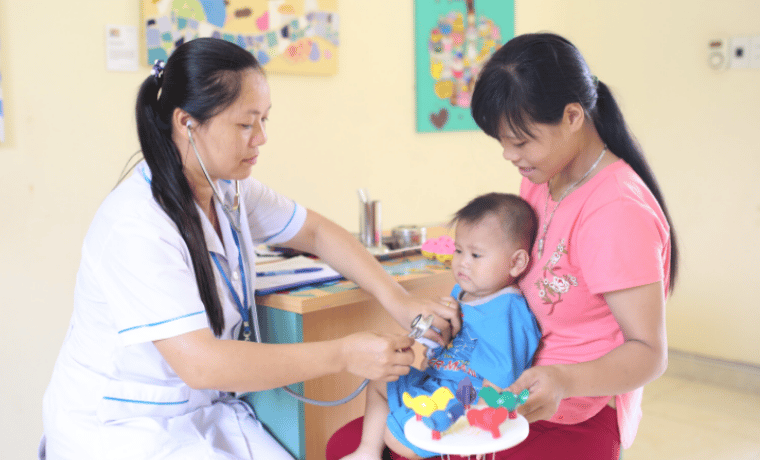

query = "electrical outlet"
[[707, 38, 728, 70], [749, 35, 760, 69], [729, 36, 751, 69]]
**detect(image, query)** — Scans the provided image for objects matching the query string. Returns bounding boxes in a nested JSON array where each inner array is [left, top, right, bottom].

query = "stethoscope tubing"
[[189, 127, 370, 406], [224, 203, 370, 406]]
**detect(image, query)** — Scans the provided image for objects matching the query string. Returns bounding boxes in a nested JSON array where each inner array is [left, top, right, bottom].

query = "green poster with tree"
[[415, 0, 514, 132]]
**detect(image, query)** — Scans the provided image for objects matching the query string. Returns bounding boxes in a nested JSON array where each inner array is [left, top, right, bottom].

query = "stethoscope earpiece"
[[186, 120, 241, 216]]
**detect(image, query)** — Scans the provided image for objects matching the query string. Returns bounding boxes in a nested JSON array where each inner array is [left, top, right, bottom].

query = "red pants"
[[326, 406, 621, 460]]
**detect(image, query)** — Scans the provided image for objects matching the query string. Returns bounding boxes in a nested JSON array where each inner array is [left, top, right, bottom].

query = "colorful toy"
[[478, 387, 530, 419], [423, 398, 466, 440], [455, 377, 477, 410], [405, 384, 530, 445], [421, 235, 456, 263], [466, 407, 509, 439], [515, 389, 530, 406], [402, 383, 531, 454], [403, 387, 455, 421]]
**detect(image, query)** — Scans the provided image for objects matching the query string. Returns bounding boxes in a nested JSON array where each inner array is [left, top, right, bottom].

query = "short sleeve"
[[243, 179, 307, 245], [577, 186, 669, 295], [467, 295, 541, 389], [94, 212, 209, 346]]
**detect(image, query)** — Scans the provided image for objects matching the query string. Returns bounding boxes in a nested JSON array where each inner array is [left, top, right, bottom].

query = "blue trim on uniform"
[[262, 206, 298, 243], [118, 310, 205, 334], [103, 396, 189, 405], [139, 163, 152, 184]]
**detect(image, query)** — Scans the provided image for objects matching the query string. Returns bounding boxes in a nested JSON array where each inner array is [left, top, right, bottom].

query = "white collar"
[[458, 285, 521, 306]]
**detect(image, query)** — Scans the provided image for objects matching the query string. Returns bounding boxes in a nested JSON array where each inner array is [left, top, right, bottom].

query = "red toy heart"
[[466, 407, 509, 438]]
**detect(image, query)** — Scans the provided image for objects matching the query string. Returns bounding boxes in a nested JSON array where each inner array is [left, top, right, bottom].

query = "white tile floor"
[[625, 373, 760, 460]]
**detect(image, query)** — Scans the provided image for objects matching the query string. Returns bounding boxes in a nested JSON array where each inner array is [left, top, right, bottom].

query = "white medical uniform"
[[42, 162, 307, 460]]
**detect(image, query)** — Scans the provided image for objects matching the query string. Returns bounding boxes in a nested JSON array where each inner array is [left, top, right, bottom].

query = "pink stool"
[[326, 417, 393, 460], [326, 417, 462, 460]]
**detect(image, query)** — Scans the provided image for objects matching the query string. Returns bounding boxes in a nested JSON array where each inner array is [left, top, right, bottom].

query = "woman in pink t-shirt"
[[326, 33, 677, 460], [467, 33, 679, 459]]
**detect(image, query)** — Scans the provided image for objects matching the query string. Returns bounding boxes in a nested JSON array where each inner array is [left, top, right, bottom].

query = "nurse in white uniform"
[[41, 38, 461, 460]]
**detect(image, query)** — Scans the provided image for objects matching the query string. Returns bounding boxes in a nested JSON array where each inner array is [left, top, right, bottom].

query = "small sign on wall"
[[106, 25, 139, 72]]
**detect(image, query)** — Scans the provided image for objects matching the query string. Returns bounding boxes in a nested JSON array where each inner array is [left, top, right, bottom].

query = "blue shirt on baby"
[[385, 284, 541, 457]]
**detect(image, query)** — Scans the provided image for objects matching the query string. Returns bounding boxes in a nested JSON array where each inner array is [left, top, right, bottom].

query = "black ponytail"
[[591, 81, 679, 291], [472, 33, 678, 291], [135, 38, 261, 336]]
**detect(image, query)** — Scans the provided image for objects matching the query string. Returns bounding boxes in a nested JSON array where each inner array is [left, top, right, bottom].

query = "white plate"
[[404, 412, 529, 456]]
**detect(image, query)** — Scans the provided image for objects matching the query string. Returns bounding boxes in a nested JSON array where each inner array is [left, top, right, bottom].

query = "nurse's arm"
[[281, 209, 461, 346], [154, 328, 414, 393]]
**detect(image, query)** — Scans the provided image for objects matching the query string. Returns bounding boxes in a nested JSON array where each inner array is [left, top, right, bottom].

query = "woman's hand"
[[506, 365, 570, 423], [341, 332, 416, 381], [389, 294, 461, 347], [504, 282, 669, 425]]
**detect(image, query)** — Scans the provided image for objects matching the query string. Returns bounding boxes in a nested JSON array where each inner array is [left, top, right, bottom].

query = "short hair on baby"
[[451, 193, 538, 252]]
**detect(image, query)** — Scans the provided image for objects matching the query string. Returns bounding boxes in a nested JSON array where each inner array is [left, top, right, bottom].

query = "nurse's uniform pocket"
[[96, 379, 193, 423], [96, 380, 199, 459]]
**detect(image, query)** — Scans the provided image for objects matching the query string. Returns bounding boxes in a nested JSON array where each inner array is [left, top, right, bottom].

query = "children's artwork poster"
[[143, 0, 339, 75], [415, 0, 514, 132], [0, 38, 4, 142]]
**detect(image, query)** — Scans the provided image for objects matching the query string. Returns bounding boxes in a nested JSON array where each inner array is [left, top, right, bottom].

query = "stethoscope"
[[187, 122, 436, 406]]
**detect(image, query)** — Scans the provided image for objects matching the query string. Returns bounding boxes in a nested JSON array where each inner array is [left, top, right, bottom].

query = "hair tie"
[[592, 75, 599, 87], [151, 59, 165, 85]]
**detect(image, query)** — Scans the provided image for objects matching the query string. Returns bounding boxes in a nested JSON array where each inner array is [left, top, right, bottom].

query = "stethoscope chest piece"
[[409, 314, 435, 339]]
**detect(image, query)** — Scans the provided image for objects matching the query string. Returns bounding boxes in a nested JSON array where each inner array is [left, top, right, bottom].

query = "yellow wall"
[[1, 0, 758, 456]]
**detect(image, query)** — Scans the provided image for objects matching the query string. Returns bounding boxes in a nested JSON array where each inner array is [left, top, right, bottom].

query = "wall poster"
[[143, 0, 339, 75], [415, 0, 514, 132], [0, 38, 4, 142]]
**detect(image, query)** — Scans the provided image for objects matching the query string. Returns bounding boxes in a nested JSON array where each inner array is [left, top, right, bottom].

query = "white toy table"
[[404, 412, 529, 456]]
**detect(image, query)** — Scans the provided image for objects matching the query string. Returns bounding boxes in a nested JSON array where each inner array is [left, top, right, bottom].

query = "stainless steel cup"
[[392, 225, 425, 248], [370, 200, 382, 247], [360, 200, 382, 247]]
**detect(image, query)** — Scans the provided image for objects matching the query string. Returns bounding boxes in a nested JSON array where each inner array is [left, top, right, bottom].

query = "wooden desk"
[[242, 255, 455, 460]]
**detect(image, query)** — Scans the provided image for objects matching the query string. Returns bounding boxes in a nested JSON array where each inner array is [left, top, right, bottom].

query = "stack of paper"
[[254, 255, 343, 295]]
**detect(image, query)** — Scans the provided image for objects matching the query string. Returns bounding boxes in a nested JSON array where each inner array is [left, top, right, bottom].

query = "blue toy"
[[455, 376, 477, 409], [422, 398, 465, 440]]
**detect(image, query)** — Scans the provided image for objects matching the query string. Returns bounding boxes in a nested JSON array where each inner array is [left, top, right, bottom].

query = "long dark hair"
[[135, 38, 262, 336], [471, 33, 678, 291]]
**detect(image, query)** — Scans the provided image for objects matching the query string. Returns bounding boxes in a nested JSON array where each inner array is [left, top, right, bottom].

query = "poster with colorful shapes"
[[415, 0, 513, 132], [0, 38, 4, 142], [143, 0, 339, 75]]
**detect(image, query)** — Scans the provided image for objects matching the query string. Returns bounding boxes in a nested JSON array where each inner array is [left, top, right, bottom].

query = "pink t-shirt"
[[518, 160, 671, 449]]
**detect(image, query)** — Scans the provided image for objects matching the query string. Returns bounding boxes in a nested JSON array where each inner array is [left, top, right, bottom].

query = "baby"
[[341, 192, 541, 459]]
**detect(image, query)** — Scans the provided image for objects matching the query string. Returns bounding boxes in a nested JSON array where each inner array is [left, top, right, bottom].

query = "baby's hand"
[[438, 295, 460, 346]]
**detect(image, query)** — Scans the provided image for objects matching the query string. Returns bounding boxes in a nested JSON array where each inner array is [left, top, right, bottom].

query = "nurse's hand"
[[341, 332, 416, 382], [388, 294, 461, 347]]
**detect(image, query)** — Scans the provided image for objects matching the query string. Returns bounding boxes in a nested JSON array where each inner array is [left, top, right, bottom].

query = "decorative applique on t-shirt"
[[427, 327, 478, 378], [534, 238, 578, 314]]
